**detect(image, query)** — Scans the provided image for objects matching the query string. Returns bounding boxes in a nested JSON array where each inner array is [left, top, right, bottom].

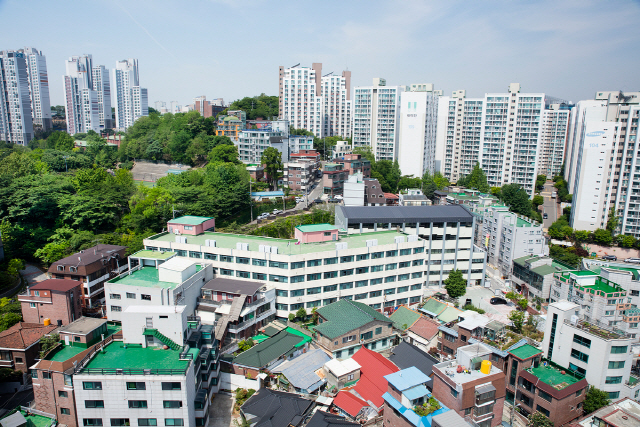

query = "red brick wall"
[[383, 401, 413, 427], [20, 288, 81, 326], [33, 370, 78, 427]]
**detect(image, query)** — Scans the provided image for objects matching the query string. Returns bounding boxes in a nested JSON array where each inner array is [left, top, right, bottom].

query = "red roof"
[[0, 322, 57, 349], [384, 193, 399, 200], [351, 347, 399, 408], [29, 279, 82, 292], [333, 391, 369, 417], [408, 316, 440, 341]]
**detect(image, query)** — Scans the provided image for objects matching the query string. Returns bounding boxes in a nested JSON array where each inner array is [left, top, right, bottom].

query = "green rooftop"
[[108, 266, 181, 288], [573, 270, 599, 277], [233, 330, 304, 368], [516, 217, 534, 227], [168, 215, 214, 225], [1, 409, 55, 427], [531, 265, 558, 276], [316, 299, 389, 339], [296, 224, 338, 233], [389, 306, 421, 330], [438, 306, 463, 323], [148, 230, 407, 256], [47, 344, 86, 362], [421, 298, 446, 316], [509, 344, 542, 360], [79, 342, 189, 374], [577, 277, 624, 295], [529, 364, 583, 390], [130, 250, 176, 260]]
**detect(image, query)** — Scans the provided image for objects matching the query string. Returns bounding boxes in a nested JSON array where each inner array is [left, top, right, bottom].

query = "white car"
[[334, 195, 343, 200], [625, 258, 640, 264], [257, 213, 269, 220], [273, 209, 283, 215]]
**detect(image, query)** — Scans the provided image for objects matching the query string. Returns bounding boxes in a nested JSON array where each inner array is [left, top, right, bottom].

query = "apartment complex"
[[0, 49, 34, 145], [113, 58, 148, 131], [398, 84, 439, 177], [23, 47, 52, 132], [63, 55, 108, 134], [542, 300, 640, 401], [353, 78, 403, 161], [538, 103, 570, 177], [564, 91, 640, 236], [194, 95, 224, 118], [278, 63, 352, 138]]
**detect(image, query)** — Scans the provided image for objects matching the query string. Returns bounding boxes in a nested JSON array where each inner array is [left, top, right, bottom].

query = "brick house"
[[505, 343, 588, 426], [432, 343, 506, 427], [18, 279, 83, 326], [364, 178, 385, 206], [335, 153, 371, 178], [322, 163, 347, 196], [314, 299, 396, 359], [0, 323, 57, 373], [48, 244, 127, 307]]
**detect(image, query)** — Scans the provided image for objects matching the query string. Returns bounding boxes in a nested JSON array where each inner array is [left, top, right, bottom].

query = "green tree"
[[606, 207, 619, 234], [583, 386, 610, 414], [295, 307, 307, 320], [535, 175, 547, 191], [444, 269, 466, 300], [518, 298, 529, 311], [421, 171, 438, 198], [593, 229, 613, 246], [229, 94, 279, 120], [508, 310, 525, 333], [208, 144, 240, 164], [574, 230, 590, 242], [458, 163, 490, 192], [527, 412, 554, 427], [501, 184, 532, 216], [617, 235, 637, 248], [433, 172, 449, 190], [532, 195, 544, 208], [261, 147, 282, 191]]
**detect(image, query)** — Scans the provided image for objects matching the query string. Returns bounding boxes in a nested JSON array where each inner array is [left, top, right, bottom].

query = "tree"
[[229, 94, 279, 120], [6, 259, 24, 277], [421, 171, 438, 198], [311, 307, 319, 325], [518, 298, 529, 311], [583, 386, 610, 414], [606, 207, 619, 234], [508, 310, 525, 333], [527, 412, 553, 427], [574, 230, 590, 242], [433, 172, 449, 190], [295, 307, 307, 320], [535, 175, 547, 192], [532, 195, 544, 208], [261, 147, 282, 191], [593, 229, 613, 246], [208, 144, 240, 164], [501, 184, 532, 216], [617, 234, 637, 248], [458, 163, 490, 192], [444, 269, 466, 300]]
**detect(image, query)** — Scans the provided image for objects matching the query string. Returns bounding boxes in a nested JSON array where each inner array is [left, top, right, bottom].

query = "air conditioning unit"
[[205, 239, 216, 247], [407, 235, 419, 242], [394, 236, 405, 244], [270, 246, 278, 254], [366, 239, 378, 247]]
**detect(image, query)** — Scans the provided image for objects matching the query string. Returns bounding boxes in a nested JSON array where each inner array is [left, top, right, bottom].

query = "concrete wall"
[[219, 372, 262, 392], [122, 307, 187, 347]]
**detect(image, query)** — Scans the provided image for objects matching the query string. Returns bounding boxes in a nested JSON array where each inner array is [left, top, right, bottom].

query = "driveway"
[[19, 264, 48, 285], [207, 393, 235, 427]]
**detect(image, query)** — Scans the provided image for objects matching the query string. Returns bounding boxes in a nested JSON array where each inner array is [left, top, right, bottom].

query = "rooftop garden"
[[414, 396, 441, 417]]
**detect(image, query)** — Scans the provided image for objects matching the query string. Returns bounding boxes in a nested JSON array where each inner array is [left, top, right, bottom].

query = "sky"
[[1, 0, 639, 107]]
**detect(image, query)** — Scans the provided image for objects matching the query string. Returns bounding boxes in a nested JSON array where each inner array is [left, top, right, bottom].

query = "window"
[[127, 382, 146, 390], [611, 346, 628, 354], [372, 251, 384, 259], [342, 335, 356, 343], [269, 261, 288, 269], [536, 405, 550, 418], [141, 294, 151, 301], [126, 293, 136, 299], [110, 420, 130, 427], [324, 257, 338, 265], [386, 250, 398, 257], [307, 300, 321, 308], [371, 265, 384, 272], [163, 401, 182, 409], [324, 271, 337, 279], [538, 389, 552, 402], [341, 256, 354, 263], [570, 349, 589, 362], [370, 278, 382, 285], [220, 269, 233, 276], [608, 360, 625, 369], [61, 408, 71, 415], [324, 285, 337, 292], [269, 275, 288, 283], [355, 293, 367, 300], [252, 272, 266, 280], [110, 294, 121, 300], [356, 254, 370, 261], [608, 391, 620, 399], [385, 276, 396, 283], [398, 275, 409, 282], [450, 388, 458, 397], [384, 288, 396, 295], [291, 261, 305, 269], [307, 259, 322, 267], [356, 280, 368, 287], [307, 287, 321, 295], [83, 382, 102, 390], [370, 290, 382, 297], [400, 249, 411, 256], [129, 400, 148, 408], [276, 303, 288, 310], [399, 261, 410, 268], [291, 289, 304, 297], [356, 267, 369, 274], [361, 331, 373, 340], [276, 290, 288, 297], [340, 269, 353, 276], [606, 376, 623, 384], [85, 400, 105, 408], [203, 253, 217, 260], [386, 263, 397, 270], [375, 327, 382, 335], [138, 420, 157, 427], [58, 390, 68, 398], [220, 255, 234, 263], [340, 282, 353, 290], [573, 334, 591, 348], [161, 382, 181, 390], [413, 247, 424, 254], [189, 251, 202, 259], [111, 306, 122, 312], [307, 273, 321, 281], [290, 275, 304, 283], [83, 420, 103, 426]]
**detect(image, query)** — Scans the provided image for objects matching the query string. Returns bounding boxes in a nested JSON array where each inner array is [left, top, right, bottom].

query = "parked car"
[[334, 195, 343, 200], [314, 199, 323, 204], [602, 255, 617, 261], [257, 213, 269, 220], [272, 209, 283, 214], [543, 213, 548, 219], [490, 297, 508, 305], [625, 258, 640, 264]]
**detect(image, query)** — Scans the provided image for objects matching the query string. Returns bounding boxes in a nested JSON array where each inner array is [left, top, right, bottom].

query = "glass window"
[[324, 257, 338, 265], [83, 382, 102, 390], [236, 271, 250, 279], [138, 420, 157, 427], [324, 271, 337, 279], [252, 259, 266, 266], [269, 261, 288, 269], [307, 259, 322, 267], [128, 400, 148, 408], [220, 255, 234, 263], [370, 291, 382, 297], [386, 250, 398, 257], [83, 420, 103, 426], [340, 282, 353, 290], [355, 293, 367, 300], [372, 251, 384, 259], [163, 401, 182, 409], [385, 276, 396, 283], [375, 327, 382, 335], [236, 257, 249, 264], [127, 382, 146, 390], [608, 360, 625, 369], [371, 265, 384, 272], [269, 275, 288, 283], [340, 256, 354, 263], [573, 334, 591, 348], [397, 286, 409, 293], [324, 285, 337, 292], [413, 247, 424, 254], [85, 400, 104, 408], [291, 289, 304, 297], [164, 420, 184, 426], [611, 346, 628, 354], [203, 253, 217, 260], [400, 249, 411, 256], [307, 287, 321, 295], [386, 263, 397, 270], [307, 273, 321, 281], [605, 376, 623, 384], [291, 261, 305, 269], [356, 254, 370, 261], [276, 290, 288, 297], [306, 300, 321, 308], [370, 278, 382, 285], [398, 274, 409, 281], [290, 275, 304, 283], [356, 280, 368, 287], [161, 382, 181, 390], [252, 272, 266, 280]]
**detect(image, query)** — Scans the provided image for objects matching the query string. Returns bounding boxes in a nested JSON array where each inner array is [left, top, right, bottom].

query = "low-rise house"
[[399, 189, 431, 206], [574, 397, 640, 427], [432, 343, 506, 427], [335, 153, 371, 178], [271, 348, 330, 394], [240, 388, 314, 427], [350, 346, 399, 411], [511, 255, 564, 302], [388, 341, 439, 390], [364, 178, 385, 206], [333, 391, 371, 420], [314, 299, 395, 359], [0, 322, 56, 373], [48, 244, 127, 307], [404, 317, 440, 353], [18, 279, 83, 326], [389, 306, 422, 332], [419, 297, 464, 325], [431, 191, 448, 206], [384, 193, 399, 206], [307, 410, 359, 427], [167, 215, 216, 235], [323, 163, 347, 196], [324, 358, 361, 390]]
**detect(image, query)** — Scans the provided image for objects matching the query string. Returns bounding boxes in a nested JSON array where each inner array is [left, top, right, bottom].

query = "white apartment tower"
[[537, 102, 570, 178], [0, 50, 34, 145], [278, 63, 351, 138], [23, 47, 52, 132], [113, 58, 148, 131], [397, 84, 439, 178], [91, 65, 113, 129], [565, 91, 640, 236], [353, 78, 403, 161], [63, 55, 104, 134]]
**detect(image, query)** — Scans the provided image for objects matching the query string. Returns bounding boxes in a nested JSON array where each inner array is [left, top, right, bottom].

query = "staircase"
[[214, 294, 247, 342], [143, 328, 181, 351]]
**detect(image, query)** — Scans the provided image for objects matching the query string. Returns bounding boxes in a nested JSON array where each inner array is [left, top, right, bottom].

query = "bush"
[[462, 303, 485, 315]]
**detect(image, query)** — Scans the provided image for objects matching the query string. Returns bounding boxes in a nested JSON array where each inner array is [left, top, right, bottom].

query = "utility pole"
[[249, 179, 253, 222], [172, 205, 182, 219]]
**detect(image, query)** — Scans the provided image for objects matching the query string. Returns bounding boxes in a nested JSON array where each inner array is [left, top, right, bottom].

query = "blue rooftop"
[[385, 367, 431, 391], [404, 385, 430, 401], [251, 191, 285, 197]]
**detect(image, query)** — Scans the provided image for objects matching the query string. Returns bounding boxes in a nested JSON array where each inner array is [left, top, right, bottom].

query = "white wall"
[[122, 306, 187, 346], [219, 372, 262, 392]]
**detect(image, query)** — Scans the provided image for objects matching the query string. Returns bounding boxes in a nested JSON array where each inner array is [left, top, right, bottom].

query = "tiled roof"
[[408, 317, 440, 341], [0, 322, 57, 350], [389, 306, 421, 331], [352, 347, 399, 408], [49, 244, 125, 268], [233, 330, 303, 368], [306, 410, 359, 427], [315, 300, 389, 340], [508, 343, 542, 360], [438, 306, 463, 323], [333, 391, 369, 417], [29, 278, 82, 292], [389, 341, 439, 380], [241, 388, 313, 427]]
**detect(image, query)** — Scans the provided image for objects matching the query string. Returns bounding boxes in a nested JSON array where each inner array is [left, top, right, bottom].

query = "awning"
[[475, 383, 496, 394], [471, 356, 484, 366]]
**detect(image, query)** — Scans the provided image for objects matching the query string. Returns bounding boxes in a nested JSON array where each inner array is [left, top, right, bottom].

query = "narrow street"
[[540, 181, 559, 230]]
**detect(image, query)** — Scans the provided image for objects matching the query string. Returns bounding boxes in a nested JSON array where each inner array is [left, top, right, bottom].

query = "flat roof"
[[435, 359, 502, 384], [108, 266, 180, 289], [296, 224, 338, 233], [168, 215, 213, 225], [528, 364, 582, 390], [337, 205, 473, 223], [130, 250, 176, 260], [508, 344, 542, 360], [60, 317, 107, 335], [531, 265, 558, 276], [202, 277, 264, 295], [148, 230, 410, 255], [159, 257, 197, 272], [579, 278, 622, 294], [79, 342, 189, 374]]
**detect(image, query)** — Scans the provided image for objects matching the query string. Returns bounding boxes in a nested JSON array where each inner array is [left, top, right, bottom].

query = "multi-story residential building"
[[278, 63, 351, 138], [18, 279, 83, 326], [332, 140, 352, 158], [236, 125, 286, 163], [511, 255, 564, 302], [363, 178, 385, 206], [575, 397, 640, 427], [398, 84, 439, 178], [91, 65, 113, 129], [436, 310, 507, 363], [322, 163, 347, 196], [432, 343, 506, 427], [0, 322, 56, 373], [142, 205, 486, 319], [542, 300, 640, 401], [343, 175, 386, 207], [564, 91, 640, 236], [48, 244, 128, 308], [504, 342, 588, 426], [582, 259, 640, 308], [0, 49, 34, 145], [353, 78, 403, 161], [63, 54, 100, 134], [194, 95, 224, 118], [283, 159, 316, 192], [216, 112, 245, 141], [113, 58, 148, 131], [537, 102, 570, 178], [479, 205, 547, 277], [335, 153, 371, 177], [399, 189, 431, 206], [23, 47, 52, 132], [289, 135, 314, 153]]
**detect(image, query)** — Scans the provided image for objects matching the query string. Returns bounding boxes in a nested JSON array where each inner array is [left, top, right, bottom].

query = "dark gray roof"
[[433, 191, 448, 197], [202, 277, 265, 295], [306, 411, 359, 427], [388, 341, 439, 386], [402, 195, 428, 201], [241, 388, 313, 427], [60, 317, 107, 335], [51, 244, 126, 267], [337, 205, 473, 223]]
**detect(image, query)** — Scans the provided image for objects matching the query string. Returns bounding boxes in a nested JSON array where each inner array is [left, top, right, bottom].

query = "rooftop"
[[389, 341, 439, 379], [28, 278, 82, 292], [167, 215, 214, 225], [148, 230, 408, 255], [333, 391, 369, 418], [531, 264, 558, 276], [389, 306, 421, 331], [202, 277, 264, 295], [407, 317, 440, 341], [241, 388, 313, 427], [315, 299, 389, 339], [108, 265, 201, 288], [271, 349, 330, 392], [337, 205, 473, 223], [78, 342, 189, 375], [385, 366, 431, 391], [324, 358, 361, 378], [351, 347, 399, 408], [306, 411, 359, 427], [0, 409, 56, 427], [296, 224, 338, 233], [508, 344, 543, 360], [129, 249, 176, 260], [577, 277, 623, 295], [60, 317, 107, 335], [434, 359, 502, 384], [0, 323, 57, 350], [50, 244, 125, 267], [528, 363, 583, 390], [232, 329, 308, 369]]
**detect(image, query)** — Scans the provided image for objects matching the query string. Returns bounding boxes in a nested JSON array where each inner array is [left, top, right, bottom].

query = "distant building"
[[322, 163, 347, 196], [575, 397, 640, 427], [0, 49, 34, 144], [18, 279, 83, 326], [399, 189, 431, 206], [388, 341, 439, 389], [332, 140, 352, 158], [335, 153, 371, 177], [216, 110, 246, 141], [511, 255, 565, 302], [113, 58, 148, 131], [284, 158, 316, 193], [194, 95, 224, 118], [364, 178, 385, 206], [24, 47, 52, 132]]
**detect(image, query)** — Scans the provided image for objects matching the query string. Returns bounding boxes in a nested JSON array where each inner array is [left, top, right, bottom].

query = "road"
[[540, 181, 559, 229]]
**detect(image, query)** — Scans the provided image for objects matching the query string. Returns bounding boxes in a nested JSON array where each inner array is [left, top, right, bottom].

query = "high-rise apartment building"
[[397, 84, 439, 178], [113, 58, 148, 131], [353, 78, 403, 161], [23, 47, 52, 132], [0, 50, 34, 145], [537, 102, 570, 178], [564, 91, 640, 236], [278, 63, 352, 139], [91, 65, 113, 129]]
